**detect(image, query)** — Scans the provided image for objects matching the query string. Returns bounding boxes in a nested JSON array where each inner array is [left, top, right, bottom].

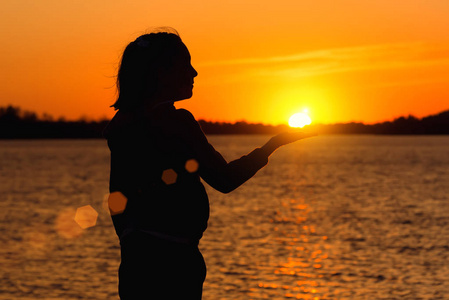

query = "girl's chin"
[[174, 89, 193, 101]]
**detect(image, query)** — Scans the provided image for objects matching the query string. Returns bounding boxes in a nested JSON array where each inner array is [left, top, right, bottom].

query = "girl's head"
[[112, 28, 198, 111]]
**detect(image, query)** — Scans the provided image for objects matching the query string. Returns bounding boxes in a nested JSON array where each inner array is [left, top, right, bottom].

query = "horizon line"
[[1, 104, 448, 127]]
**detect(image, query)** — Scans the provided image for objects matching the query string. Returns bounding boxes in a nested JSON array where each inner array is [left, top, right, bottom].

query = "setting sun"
[[288, 112, 312, 128]]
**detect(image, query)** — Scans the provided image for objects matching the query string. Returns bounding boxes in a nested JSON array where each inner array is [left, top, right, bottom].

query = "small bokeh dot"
[[185, 159, 199, 173], [108, 191, 128, 215], [161, 169, 177, 185], [74, 205, 98, 229], [55, 208, 84, 239]]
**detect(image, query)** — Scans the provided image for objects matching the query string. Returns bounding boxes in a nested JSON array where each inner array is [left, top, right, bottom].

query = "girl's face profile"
[[157, 42, 198, 102]]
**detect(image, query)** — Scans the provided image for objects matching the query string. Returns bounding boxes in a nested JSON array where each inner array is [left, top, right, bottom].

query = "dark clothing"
[[104, 104, 269, 299], [118, 232, 206, 300]]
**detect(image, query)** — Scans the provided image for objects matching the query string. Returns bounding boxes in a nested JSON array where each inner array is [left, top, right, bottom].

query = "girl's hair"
[[111, 27, 182, 111]]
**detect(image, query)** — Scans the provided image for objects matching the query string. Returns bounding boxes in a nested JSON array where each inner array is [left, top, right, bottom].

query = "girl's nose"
[[192, 66, 198, 78]]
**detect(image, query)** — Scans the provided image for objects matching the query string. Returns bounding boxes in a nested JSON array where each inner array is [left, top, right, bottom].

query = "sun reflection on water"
[[247, 198, 333, 300]]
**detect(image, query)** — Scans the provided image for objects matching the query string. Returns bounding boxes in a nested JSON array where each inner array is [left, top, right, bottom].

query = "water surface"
[[1, 135, 448, 299]]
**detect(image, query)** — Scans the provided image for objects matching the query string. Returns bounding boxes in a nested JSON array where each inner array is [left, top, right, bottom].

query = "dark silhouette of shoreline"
[[0, 105, 448, 139]]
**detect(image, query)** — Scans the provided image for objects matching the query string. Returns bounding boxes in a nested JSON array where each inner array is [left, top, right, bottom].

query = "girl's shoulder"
[[148, 107, 200, 135], [164, 108, 199, 130], [173, 108, 196, 122]]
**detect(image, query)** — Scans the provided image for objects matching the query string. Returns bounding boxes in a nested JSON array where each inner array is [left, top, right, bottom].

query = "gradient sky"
[[1, 0, 448, 125]]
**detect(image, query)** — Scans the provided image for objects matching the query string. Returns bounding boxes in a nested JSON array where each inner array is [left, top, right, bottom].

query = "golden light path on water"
[[245, 198, 333, 300]]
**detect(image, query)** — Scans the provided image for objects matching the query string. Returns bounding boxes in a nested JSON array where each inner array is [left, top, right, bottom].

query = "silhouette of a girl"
[[104, 28, 315, 299]]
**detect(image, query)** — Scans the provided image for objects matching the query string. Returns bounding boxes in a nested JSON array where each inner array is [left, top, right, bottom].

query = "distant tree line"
[[0, 105, 448, 139], [197, 120, 289, 135], [0, 106, 109, 139], [313, 111, 449, 135]]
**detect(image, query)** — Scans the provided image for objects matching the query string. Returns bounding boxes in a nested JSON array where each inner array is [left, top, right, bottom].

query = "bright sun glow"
[[288, 112, 312, 128]]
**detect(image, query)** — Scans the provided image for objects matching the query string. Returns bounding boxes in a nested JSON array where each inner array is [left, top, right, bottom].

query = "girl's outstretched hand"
[[261, 130, 317, 157], [272, 130, 317, 147]]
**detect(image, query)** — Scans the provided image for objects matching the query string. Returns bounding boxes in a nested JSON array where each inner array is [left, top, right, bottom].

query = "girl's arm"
[[177, 109, 315, 193]]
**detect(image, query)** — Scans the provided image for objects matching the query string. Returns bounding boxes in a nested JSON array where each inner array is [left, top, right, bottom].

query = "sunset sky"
[[1, 0, 448, 125]]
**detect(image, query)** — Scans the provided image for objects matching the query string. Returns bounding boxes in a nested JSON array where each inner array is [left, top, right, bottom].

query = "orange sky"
[[1, 0, 449, 125]]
